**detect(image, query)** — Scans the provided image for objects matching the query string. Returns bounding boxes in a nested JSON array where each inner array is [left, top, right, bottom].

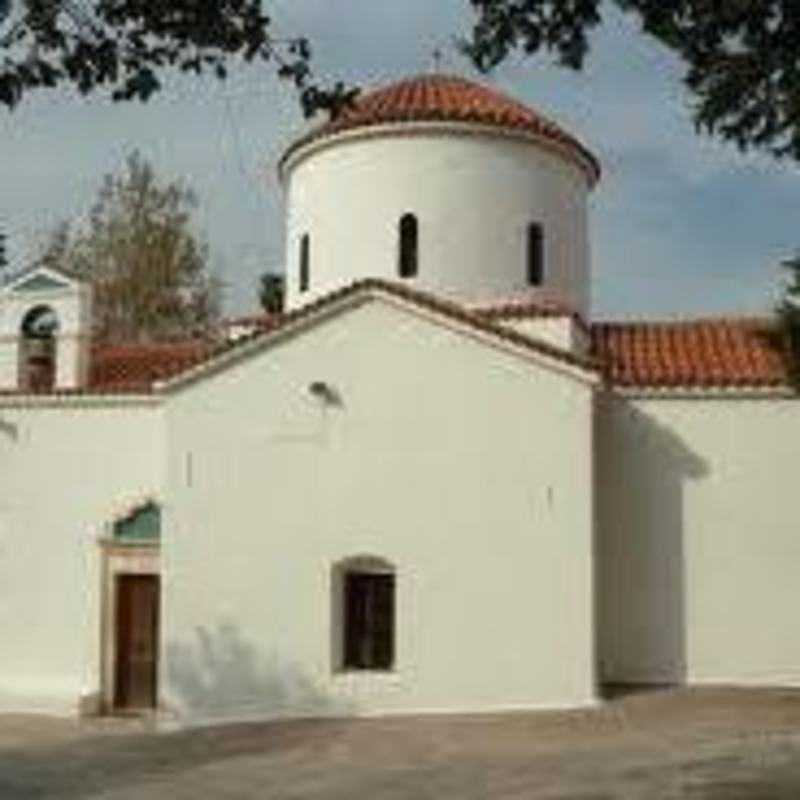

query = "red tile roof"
[[7, 279, 591, 398], [89, 341, 214, 392], [162, 278, 599, 391], [591, 318, 792, 390], [82, 315, 799, 394], [3, 287, 794, 397], [471, 294, 588, 329], [281, 74, 600, 186]]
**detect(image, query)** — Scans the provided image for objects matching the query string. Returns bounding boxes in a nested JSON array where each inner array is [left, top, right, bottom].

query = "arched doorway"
[[19, 305, 59, 392]]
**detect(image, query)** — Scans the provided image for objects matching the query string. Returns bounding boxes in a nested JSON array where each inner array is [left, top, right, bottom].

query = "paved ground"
[[2, 688, 800, 798]]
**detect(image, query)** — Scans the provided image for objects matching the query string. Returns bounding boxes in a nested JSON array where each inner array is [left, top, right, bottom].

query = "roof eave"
[[157, 279, 600, 394], [605, 384, 796, 400], [278, 120, 601, 190]]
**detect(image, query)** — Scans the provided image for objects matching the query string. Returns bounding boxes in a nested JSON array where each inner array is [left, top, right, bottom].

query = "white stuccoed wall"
[[282, 128, 591, 316], [596, 393, 800, 687], [498, 316, 590, 356], [0, 400, 163, 714], [163, 298, 596, 725]]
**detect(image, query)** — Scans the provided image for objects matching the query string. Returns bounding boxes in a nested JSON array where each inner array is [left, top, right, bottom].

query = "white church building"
[[2, 74, 798, 726]]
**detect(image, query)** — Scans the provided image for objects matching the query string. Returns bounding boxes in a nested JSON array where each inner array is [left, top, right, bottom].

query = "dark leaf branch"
[[778, 252, 800, 387], [1, 0, 355, 116], [461, 0, 602, 71], [258, 271, 284, 315], [5, 1, 800, 161], [463, 0, 800, 161]]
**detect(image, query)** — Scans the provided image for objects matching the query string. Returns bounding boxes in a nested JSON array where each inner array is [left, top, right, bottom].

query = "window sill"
[[334, 667, 396, 676], [331, 669, 404, 691]]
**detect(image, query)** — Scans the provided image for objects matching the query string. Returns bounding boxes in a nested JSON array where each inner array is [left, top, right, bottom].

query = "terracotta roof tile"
[[4, 290, 794, 398], [88, 341, 215, 392], [0, 280, 596, 399], [162, 278, 599, 391], [281, 74, 600, 185], [470, 294, 590, 334], [591, 318, 792, 390]]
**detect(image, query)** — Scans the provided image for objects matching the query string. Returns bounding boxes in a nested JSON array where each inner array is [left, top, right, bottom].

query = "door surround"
[[99, 540, 160, 715]]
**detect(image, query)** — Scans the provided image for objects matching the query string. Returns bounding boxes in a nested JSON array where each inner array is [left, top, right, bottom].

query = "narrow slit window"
[[527, 223, 544, 287], [398, 213, 418, 278], [299, 234, 310, 293]]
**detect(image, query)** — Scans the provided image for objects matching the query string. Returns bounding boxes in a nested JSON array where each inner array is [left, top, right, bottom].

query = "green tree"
[[0, 0, 355, 116], [37, 150, 220, 342], [258, 271, 284, 315], [4, 2, 800, 161], [779, 252, 800, 380], [463, 1, 800, 161], [0, 226, 7, 274]]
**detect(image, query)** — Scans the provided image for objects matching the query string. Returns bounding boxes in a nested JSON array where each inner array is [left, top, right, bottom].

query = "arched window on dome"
[[299, 233, 310, 293], [398, 213, 418, 279], [527, 222, 545, 287], [19, 305, 59, 392]]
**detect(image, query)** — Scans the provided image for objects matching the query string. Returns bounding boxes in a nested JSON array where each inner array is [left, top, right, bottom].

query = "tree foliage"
[[37, 150, 220, 342], [0, 226, 7, 273], [258, 271, 284, 315], [0, 0, 356, 116], [779, 252, 800, 379], [4, 2, 800, 160], [463, 0, 800, 160]]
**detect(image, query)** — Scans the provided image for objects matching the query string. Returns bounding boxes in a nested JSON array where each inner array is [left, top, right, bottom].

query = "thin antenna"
[[431, 46, 444, 73]]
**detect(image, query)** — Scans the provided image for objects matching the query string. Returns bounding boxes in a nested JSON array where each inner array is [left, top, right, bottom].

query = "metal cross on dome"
[[430, 45, 452, 73], [430, 44, 465, 75]]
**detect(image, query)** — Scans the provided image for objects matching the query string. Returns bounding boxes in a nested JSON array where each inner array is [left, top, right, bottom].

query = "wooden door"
[[114, 574, 159, 711]]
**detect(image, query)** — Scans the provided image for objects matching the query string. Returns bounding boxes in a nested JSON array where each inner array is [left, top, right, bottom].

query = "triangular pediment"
[[159, 280, 599, 393], [4, 266, 82, 295]]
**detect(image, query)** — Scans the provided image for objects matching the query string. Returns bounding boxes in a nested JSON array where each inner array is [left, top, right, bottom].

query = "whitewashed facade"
[[1, 74, 798, 725]]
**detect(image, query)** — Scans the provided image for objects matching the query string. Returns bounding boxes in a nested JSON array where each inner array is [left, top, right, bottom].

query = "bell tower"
[[0, 267, 92, 392]]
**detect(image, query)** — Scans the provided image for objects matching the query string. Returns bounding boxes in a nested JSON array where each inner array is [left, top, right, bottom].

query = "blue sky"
[[2, 1, 798, 319]]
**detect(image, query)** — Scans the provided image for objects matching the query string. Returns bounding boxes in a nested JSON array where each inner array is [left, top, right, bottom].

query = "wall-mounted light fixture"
[[308, 380, 342, 407]]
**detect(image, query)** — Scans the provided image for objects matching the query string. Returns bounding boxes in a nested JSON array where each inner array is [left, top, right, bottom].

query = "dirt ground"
[[2, 687, 800, 799]]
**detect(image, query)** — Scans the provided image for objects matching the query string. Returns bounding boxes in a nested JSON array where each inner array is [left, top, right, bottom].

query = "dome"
[[280, 73, 596, 317], [281, 73, 600, 187]]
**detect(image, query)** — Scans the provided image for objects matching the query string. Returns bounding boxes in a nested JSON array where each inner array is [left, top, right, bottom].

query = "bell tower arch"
[[0, 267, 92, 391]]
